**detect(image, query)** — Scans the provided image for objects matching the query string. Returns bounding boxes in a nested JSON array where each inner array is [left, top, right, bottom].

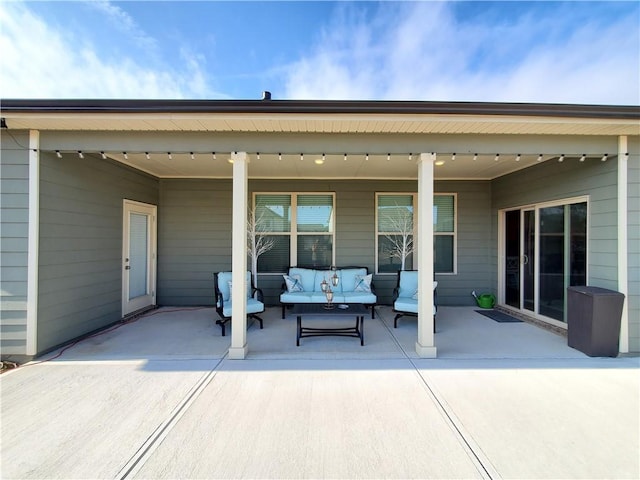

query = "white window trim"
[[253, 192, 336, 272], [434, 192, 457, 276], [375, 192, 457, 275]]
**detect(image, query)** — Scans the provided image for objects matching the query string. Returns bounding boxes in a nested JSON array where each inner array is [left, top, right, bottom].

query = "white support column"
[[26, 130, 40, 356], [229, 151, 249, 359], [617, 136, 629, 353], [416, 153, 437, 358]]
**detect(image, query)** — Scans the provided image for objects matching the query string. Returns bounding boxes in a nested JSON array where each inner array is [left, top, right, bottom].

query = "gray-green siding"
[[156, 179, 494, 308], [493, 155, 639, 352], [5, 133, 637, 355], [0, 132, 30, 355], [37, 152, 159, 354]]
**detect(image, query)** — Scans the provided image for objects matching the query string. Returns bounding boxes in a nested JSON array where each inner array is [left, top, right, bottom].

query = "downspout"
[[618, 136, 629, 354]]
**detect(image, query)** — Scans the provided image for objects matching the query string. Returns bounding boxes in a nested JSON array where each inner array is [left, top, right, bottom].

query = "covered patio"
[[47, 306, 586, 362], [1, 99, 637, 362]]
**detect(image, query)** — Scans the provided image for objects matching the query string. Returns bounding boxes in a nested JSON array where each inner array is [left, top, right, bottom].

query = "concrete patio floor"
[[1, 306, 638, 479]]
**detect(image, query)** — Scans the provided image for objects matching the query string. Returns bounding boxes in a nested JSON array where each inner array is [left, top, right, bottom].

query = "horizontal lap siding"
[[0, 133, 30, 355], [157, 180, 232, 305], [438, 181, 493, 306], [493, 159, 619, 284], [157, 179, 493, 307], [491, 157, 640, 351], [38, 152, 158, 354]]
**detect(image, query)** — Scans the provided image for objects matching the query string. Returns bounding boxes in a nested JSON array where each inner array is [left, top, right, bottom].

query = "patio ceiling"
[[104, 151, 572, 180]]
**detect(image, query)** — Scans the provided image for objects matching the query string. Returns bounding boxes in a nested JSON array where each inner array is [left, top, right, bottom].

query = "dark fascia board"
[[1, 98, 639, 119]]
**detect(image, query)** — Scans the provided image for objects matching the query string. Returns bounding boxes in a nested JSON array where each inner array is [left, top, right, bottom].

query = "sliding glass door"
[[502, 199, 587, 324]]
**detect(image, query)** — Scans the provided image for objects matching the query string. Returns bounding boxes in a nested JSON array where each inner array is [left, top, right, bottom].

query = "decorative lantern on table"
[[331, 269, 340, 288], [324, 287, 334, 309]]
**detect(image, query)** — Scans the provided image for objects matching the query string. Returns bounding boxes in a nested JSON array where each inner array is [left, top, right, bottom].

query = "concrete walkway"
[[1, 307, 638, 479]]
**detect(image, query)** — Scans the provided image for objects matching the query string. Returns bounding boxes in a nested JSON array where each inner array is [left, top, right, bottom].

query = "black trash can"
[[567, 286, 625, 357]]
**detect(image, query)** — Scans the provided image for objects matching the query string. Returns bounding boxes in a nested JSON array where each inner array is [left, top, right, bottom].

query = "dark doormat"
[[475, 310, 523, 323]]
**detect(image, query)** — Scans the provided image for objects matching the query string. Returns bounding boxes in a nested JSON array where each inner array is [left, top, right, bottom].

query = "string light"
[[40, 150, 604, 169]]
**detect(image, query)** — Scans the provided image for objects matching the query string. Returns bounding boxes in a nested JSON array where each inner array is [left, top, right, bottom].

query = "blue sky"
[[1, 1, 638, 104]]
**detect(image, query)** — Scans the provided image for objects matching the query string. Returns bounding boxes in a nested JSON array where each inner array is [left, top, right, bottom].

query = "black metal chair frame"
[[391, 270, 437, 332], [213, 272, 265, 336]]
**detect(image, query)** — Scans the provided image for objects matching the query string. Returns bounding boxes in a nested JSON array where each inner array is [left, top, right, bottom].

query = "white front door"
[[122, 200, 157, 316]]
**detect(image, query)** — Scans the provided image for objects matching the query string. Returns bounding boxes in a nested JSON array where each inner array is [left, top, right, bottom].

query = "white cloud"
[[0, 2, 220, 99], [284, 2, 640, 105], [88, 0, 158, 53]]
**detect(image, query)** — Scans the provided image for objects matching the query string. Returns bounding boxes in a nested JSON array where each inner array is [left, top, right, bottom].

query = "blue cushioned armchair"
[[392, 270, 438, 331], [213, 271, 264, 336]]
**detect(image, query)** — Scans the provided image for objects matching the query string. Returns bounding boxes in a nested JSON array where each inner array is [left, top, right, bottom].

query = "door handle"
[[522, 254, 529, 265]]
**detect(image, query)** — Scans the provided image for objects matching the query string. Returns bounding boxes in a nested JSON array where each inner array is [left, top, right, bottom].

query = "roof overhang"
[[2, 99, 638, 180], [2, 99, 639, 135]]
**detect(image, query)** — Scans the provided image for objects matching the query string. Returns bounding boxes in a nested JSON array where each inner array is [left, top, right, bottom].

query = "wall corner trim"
[[26, 130, 40, 355]]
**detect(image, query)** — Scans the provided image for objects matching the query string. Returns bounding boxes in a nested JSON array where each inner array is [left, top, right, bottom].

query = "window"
[[377, 194, 414, 273], [376, 193, 456, 274], [254, 193, 335, 272], [434, 194, 456, 274]]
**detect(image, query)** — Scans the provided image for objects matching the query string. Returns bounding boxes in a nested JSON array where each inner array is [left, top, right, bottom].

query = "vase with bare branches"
[[247, 206, 275, 288], [380, 203, 414, 271]]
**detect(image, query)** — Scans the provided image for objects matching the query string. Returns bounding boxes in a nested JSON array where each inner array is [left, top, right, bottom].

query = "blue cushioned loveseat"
[[280, 266, 377, 319]]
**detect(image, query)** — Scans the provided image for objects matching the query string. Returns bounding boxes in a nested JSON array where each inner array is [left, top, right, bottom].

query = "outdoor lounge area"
[[47, 305, 586, 362], [5, 305, 638, 480]]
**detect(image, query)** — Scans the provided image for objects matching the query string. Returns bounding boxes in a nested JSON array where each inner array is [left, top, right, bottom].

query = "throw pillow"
[[283, 274, 304, 292], [354, 274, 372, 293]]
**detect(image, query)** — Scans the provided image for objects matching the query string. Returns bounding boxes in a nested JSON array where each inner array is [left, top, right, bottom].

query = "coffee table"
[[292, 303, 368, 346]]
